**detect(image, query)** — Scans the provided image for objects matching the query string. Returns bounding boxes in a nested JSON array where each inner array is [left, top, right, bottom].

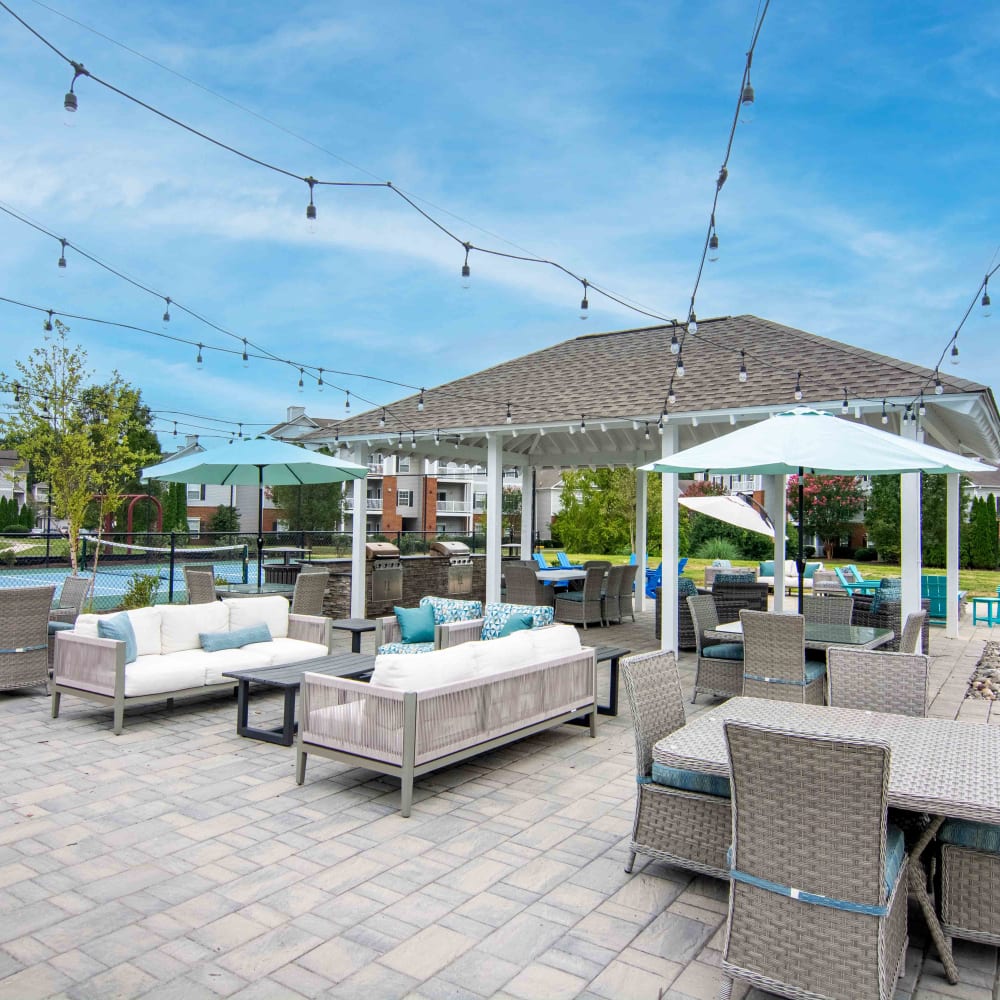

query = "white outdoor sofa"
[[296, 622, 597, 816], [756, 559, 824, 594], [51, 596, 332, 734]]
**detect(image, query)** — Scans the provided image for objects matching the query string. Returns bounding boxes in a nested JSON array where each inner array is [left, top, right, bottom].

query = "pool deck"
[[0, 611, 997, 999]]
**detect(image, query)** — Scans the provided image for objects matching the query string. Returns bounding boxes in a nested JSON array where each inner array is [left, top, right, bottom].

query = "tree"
[[207, 505, 240, 533], [682, 478, 728, 497], [270, 482, 343, 530], [968, 494, 999, 569], [786, 474, 865, 559], [865, 475, 901, 562], [160, 482, 189, 534], [0, 324, 158, 570]]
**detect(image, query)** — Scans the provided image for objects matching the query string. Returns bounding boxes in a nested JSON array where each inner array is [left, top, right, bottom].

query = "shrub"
[[694, 537, 740, 561], [854, 547, 878, 562], [0, 547, 15, 566], [2, 525, 28, 534], [122, 573, 160, 610]]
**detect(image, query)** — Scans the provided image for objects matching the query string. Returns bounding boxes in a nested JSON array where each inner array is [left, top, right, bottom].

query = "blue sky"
[[0, 0, 996, 449]]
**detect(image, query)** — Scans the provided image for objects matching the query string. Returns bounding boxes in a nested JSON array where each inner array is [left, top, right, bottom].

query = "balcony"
[[437, 500, 471, 513], [343, 497, 383, 511]]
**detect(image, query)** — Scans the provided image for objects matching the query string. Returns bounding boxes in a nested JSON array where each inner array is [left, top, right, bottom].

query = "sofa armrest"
[[52, 631, 125, 697], [288, 614, 332, 651], [436, 618, 484, 649], [374, 616, 400, 647]]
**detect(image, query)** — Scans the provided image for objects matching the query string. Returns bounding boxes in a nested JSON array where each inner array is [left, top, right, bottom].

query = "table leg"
[[907, 816, 959, 985], [235, 680, 251, 736], [234, 682, 298, 746], [598, 655, 621, 717], [351, 631, 362, 654]]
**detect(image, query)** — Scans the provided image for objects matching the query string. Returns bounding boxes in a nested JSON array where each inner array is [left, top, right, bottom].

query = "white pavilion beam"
[[660, 425, 679, 652], [485, 433, 503, 604], [350, 443, 369, 618]]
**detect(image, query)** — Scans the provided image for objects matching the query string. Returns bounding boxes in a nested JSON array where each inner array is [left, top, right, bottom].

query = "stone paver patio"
[[1, 610, 997, 999]]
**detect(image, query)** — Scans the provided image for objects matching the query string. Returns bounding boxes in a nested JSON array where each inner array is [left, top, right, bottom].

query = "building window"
[[186, 484, 206, 502], [186, 517, 201, 536], [437, 491, 447, 502], [398, 490, 413, 508], [398, 458, 410, 473]]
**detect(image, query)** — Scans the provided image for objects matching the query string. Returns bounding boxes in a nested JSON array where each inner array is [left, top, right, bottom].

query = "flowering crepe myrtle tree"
[[786, 473, 866, 559]]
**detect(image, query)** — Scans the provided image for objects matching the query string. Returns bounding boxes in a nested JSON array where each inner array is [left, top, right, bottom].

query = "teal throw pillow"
[[97, 612, 138, 664], [200, 623, 272, 652], [498, 613, 534, 637], [803, 562, 821, 579], [759, 560, 775, 577], [394, 604, 435, 644]]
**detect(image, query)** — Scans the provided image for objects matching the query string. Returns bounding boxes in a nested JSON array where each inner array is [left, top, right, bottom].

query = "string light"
[[716, 166, 728, 191], [738, 349, 748, 383], [461, 243, 471, 289], [982, 278, 992, 317], [881, 399, 888, 425], [676, 353, 685, 378], [434, 429, 440, 445], [579, 279, 589, 320], [794, 372, 803, 401], [297, 368, 304, 392], [918, 396, 926, 417], [667, 379, 677, 406], [580, 414, 587, 433], [344, 390, 351, 414], [162, 297, 171, 326], [195, 343, 203, 369], [379, 408, 386, 428], [43, 309, 53, 331], [63, 61, 87, 113], [644, 421, 650, 440], [317, 368, 324, 391], [687, 312, 698, 336], [934, 371, 944, 395], [708, 216, 719, 262], [172, 421, 177, 437], [729, 413, 737, 425], [57, 238, 67, 270], [505, 402, 512, 424], [410, 431, 416, 449], [841, 389, 849, 415], [670, 329, 680, 355], [305, 176, 317, 225], [740, 53, 755, 123], [417, 388, 425, 412], [242, 339, 249, 367], [950, 339, 960, 365]]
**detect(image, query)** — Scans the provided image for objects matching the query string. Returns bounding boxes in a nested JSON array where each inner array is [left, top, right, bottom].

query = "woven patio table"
[[706, 619, 894, 651], [653, 697, 1000, 985]]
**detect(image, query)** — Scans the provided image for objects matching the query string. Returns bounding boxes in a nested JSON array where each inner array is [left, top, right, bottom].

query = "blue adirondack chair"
[[678, 557, 689, 576], [556, 552, 583, 570], [533, 552, 553, 571], [644, 562, 662, 599]]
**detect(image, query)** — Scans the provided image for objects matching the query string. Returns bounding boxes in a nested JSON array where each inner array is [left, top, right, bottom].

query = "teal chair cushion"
[[651, 763, 731, 799], [884, 825, 906, 893], [48, 620, 75, 634], [702, 642, 744, 660], [804, 662, 827, 683], [939, 819, 1000, 854]]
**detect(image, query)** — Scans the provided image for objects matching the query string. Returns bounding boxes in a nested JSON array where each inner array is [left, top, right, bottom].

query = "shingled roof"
[[304, 315, 1000, 465]]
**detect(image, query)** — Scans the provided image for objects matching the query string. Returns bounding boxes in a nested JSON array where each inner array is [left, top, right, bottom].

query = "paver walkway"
[[0, 611, 997, 999]]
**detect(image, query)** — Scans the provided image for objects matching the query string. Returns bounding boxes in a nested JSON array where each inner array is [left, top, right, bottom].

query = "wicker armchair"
[[1, 585, 55, 692], [852, 594, 930, 653], [48, 574, 92, 625], [939, 823, 1000, 951], [183, 566, 218, 604], [826, 648, 929, 716], [504, 563, 554, 606], [601, 565, 626, 624], [740, 609, 825, 704], [554, 565, 605, 629], [291, 567, 328, 616], [618, 564, 638, 622], [710, 580, 769, 611], [718, 721, 908, 1000], [687, 594, 744, 704], [620, 651, 730, 878], [802, 594, 854, 625], [899, 611, 927, 654]]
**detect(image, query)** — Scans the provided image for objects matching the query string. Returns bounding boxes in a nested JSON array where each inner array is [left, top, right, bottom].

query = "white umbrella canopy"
[[679, 494, 775, 537], [642, 407, 993, 611], [143, 438, 368, 587]]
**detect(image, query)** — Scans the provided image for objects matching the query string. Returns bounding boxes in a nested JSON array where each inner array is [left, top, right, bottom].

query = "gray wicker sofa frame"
[[51, 612, 332, 734], [296, 640, 597, 817]]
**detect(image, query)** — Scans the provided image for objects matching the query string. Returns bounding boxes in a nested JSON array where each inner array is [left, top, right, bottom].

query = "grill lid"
[[430, 540, 470, 557], [365, 541, 400, 559]]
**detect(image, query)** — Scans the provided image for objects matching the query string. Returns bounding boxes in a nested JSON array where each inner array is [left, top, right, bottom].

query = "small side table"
[[570, 645, 631, 726], [972, 597, 1000, 626], [330, 618, 377, 654]]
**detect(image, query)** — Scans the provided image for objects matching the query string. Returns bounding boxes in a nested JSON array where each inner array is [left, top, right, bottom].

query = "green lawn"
[[553, 551, 1000, 597]]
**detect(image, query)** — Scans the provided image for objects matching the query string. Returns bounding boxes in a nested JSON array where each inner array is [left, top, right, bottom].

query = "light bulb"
[[676, 355, 685, 378], [740, 80, 754, 123], [934, 374, 944, 395], [670, 331, 680, 355], [982, 279, 991, 317], [579, 280, 589, 320], [950, 343, 960, 365], [196, 344, 204, 369], [57, 240, 67, 271], [738, 350, 747, 383], [687, 312, 698, 335], [708, 231, 719, 262]]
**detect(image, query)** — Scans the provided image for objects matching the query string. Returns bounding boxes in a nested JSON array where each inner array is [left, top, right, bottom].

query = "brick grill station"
[[322, 555, 492, 618]]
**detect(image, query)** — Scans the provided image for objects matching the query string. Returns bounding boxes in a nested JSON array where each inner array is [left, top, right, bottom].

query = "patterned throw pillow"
[[419, 596, 483, 625], [480, 602, 555, 640], [678, 577, 698, 597], [715, 572, 755, 585], [870, 581, 902, 614]]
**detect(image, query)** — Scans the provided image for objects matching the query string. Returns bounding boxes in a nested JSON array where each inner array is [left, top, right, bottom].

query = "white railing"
[[343, 497, 383, 511], [437, 500, 470, 513]]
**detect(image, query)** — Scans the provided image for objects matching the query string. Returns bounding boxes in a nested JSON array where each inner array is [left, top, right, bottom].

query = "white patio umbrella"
[[642, 407, 993, 611], [143, 438, 368, 588], [679, 494, 775, 537]]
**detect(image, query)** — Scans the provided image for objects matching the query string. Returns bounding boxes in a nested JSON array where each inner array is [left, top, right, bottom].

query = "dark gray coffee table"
[[223, 652, 375, 746]]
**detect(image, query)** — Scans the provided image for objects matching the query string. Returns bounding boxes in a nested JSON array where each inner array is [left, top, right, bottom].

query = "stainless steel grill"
[[431, 540, 473, 595], [366, 542, 403, 604]]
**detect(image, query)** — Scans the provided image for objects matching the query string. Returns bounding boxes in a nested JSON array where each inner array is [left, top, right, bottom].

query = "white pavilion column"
[[946, 472, 960, 638], [900, 424, 922, 620], [485, 433, 503, 604], [763, 475, 787, 612], [519, 466, 535, 560], [660, 425, 679, 652], [350, 444, 369, 618], [635, 469, 648, 613]]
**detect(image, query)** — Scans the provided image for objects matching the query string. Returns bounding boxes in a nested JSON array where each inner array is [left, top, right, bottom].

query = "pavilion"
[[305, 314, 1000, 648]]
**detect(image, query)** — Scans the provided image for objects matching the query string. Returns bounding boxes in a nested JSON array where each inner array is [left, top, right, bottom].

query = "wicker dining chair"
[[898, 611, 928, 655], [687, 594, 744, 704], [48, 574, 92, 625], [601, 564, 626, 624], [718, 721, 908, 1000], [740, 609, 825, 704], [802, 593, 854, 625], [1, 585, 55, 692], [826, 648, 929, 717], [553, 565, 605, 629], [503, 562, 554, 606], [291, 567, 329, 616], [183, 565, 218, 604], [939, 822, 1000, 952], [620, 651, 730, 878], [617, 564, 638, 622]]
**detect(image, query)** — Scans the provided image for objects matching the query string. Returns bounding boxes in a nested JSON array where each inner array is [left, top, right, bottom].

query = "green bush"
[[694, 537, 740, 561], [854, 547, 878, 562], [0, 547, 15, 566], [2, 525, 28, 534], [122, 573, 160, 610]]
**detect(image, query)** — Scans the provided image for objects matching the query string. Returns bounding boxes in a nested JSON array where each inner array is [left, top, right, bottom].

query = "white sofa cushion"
[[268, 637, 327, 668], [525, 623, 582, 663], [224, 596, 290, 639], [123, 651, 208, 696], [160, 602, 230, 654], [199, 645, 275, 685], [75, 607, 165, 656], [372, 641, 483, 692]]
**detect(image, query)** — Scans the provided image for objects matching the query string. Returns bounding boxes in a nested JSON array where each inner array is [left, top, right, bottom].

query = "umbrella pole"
[[797, 467, 805, 614], [257, 467, 264, 590]]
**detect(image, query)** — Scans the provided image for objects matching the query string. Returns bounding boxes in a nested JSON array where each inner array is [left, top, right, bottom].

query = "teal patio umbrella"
[[143, 437, 368, 588]]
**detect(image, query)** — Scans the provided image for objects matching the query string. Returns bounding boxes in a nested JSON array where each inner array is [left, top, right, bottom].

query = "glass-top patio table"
[[706, 619, 893, 651], [653, 697, 1000, 985]]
